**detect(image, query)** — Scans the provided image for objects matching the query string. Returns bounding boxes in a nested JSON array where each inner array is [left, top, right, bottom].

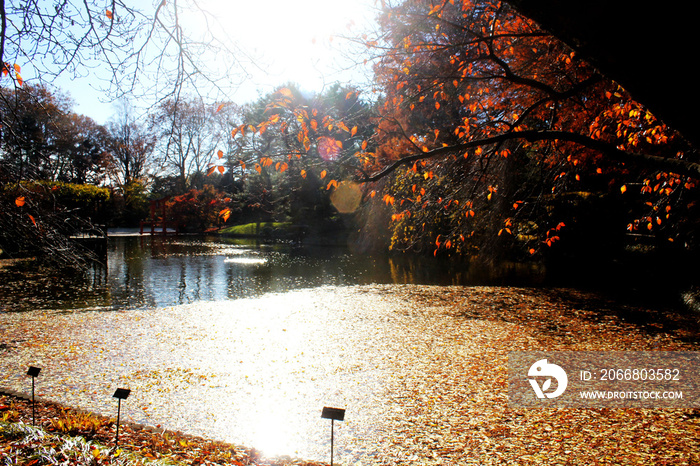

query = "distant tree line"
[[2, 0, 699, 281]]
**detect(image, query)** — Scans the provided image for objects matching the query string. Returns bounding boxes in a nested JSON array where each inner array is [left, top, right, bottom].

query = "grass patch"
[[218, 222, 292, 236]]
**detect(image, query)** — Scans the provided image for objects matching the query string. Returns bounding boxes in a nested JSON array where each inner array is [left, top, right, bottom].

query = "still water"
[[1, 234, 695, 464], [1, 234, 545, 313], [0, 234, 542, 463]]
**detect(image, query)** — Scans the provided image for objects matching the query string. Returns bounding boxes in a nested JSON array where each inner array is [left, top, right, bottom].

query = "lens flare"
[[330, 181, 362, 213]]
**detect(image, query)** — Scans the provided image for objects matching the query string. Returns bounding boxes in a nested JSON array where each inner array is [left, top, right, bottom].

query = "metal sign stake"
[[321, 407, 345, 466], [26, 367, 41, 426], [112, 388, 130, 447]]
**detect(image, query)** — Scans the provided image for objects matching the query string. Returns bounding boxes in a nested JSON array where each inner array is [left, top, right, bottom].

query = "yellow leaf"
[[16, 73, 23, 86], [620, 185, 627, 194], [278, 87, 294, 99]]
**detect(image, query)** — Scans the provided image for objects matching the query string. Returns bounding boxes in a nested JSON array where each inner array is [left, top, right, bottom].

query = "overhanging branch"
[[362, 130, 700, 182]]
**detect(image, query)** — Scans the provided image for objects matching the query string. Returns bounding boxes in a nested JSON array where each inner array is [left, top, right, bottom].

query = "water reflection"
[[0, 234, 546, 312]]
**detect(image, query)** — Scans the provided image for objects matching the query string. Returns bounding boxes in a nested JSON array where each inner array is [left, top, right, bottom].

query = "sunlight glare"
[[215, 0, 377, 97]]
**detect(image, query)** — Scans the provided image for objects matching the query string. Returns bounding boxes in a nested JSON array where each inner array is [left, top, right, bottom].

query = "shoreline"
[[0, 389, 325, 465]]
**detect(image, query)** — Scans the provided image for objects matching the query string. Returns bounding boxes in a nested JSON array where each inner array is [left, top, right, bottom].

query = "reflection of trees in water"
[[1, 235, 551, 312]]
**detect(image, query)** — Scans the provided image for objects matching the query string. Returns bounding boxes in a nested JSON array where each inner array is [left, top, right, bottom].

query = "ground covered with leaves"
[[0, 394, 322, 465], [1, 285, 699, 465]]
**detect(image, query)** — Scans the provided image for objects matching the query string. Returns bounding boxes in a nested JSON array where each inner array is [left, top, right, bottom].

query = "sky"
[[50, 0, 380, 125]]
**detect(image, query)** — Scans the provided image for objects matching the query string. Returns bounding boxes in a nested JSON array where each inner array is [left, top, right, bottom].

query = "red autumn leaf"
[[15, 196, 25, 207], [106, 9, 113, 19]]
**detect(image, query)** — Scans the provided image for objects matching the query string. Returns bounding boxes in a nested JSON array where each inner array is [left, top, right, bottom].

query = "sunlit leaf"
[[13, 64, 20, 73], [28, 214, 36, 226], [218, 165, 225, 174], [15, 196, 25, 207], [320, 170, 327, 179], [217, 150, 224, 159], [106, 9, 113, 19], [300, 169, 307, 178], [215, 103, 224, 113]]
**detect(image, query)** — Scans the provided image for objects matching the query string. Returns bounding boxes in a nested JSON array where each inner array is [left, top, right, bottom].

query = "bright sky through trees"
[[52, 0, 379, 124]]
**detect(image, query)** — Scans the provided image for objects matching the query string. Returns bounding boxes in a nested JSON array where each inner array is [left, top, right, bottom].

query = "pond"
[[1, 234, 697, 464], [0, 233, 546, 313]]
